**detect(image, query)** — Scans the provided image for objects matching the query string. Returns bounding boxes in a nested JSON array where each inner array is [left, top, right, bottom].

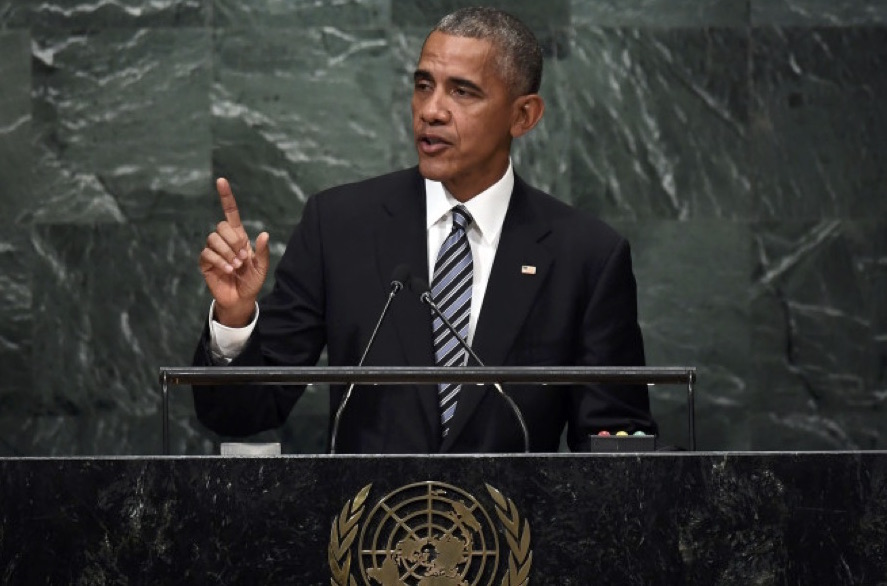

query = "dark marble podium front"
[[1, 453, 886, 584]]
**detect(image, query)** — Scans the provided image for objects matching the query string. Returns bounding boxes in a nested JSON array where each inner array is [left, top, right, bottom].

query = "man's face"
[[412, 31, 518, 201]]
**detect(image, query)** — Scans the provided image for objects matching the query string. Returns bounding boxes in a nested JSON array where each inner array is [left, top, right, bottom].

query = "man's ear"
[[510, 94, 545, 138]]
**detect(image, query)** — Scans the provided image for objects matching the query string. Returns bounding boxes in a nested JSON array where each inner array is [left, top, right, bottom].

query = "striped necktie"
[[431, 205, 473, 438]]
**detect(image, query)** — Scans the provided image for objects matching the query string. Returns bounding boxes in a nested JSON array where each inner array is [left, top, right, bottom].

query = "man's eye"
[[415, 81, 432, 91]]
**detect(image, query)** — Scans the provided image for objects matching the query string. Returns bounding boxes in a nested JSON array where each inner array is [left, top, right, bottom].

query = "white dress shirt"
[[424, 161, 513, 344], [209, 161, 514, 362]]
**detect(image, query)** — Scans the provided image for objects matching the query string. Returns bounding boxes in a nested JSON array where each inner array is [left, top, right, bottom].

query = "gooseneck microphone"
[[408, 277, 531, 453], [329, 264, 411, 454]]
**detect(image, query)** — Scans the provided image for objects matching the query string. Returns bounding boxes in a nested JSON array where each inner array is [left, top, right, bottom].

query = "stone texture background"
[[0, 0, 884, 455]]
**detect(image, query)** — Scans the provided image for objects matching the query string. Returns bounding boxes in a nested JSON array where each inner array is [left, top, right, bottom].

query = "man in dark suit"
[[194, 7, 656, 453]]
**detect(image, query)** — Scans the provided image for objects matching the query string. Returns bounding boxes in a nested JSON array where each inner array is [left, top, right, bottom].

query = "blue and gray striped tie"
[[431, 205, 473, 438]]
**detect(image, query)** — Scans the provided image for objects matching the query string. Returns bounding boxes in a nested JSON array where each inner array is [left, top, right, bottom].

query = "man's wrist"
[[208, 300, 259, 363], [213, 302, 256, 328]]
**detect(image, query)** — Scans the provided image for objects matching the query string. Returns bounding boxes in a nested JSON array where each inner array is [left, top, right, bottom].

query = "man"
[[193, 7, 656, 453]]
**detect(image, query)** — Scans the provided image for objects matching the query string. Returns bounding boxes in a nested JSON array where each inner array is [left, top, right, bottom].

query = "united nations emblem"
[[329, 482, 532, 586]]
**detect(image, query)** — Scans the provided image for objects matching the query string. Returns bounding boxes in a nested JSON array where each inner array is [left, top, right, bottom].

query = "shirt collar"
[[425, 160, 514, 246]]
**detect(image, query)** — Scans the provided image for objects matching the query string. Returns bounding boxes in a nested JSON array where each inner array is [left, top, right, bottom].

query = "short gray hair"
[[431, 7, 543, 97]]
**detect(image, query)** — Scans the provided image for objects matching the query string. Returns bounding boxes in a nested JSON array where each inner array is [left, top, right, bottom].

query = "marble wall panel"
[[0, 234, 32, 412], [0, 30, 31, 223], [511, 49, 572, 200], [29, 28, 212, 224], [0, 1, 885, 455], [25, 222, 216, 454], [0, 32, 33, 405], [212, 27, 392, 224], [0, 0, 210, 28], [619, 220, 753, 450], [750, 220, 887, 450], [752, 0, 887, 26], [569, 27, 751, 221], [0, 413, 190, 456], [751, 27, 887, 219], [391, 0, 570, 30], [213, 0, 390, 28], [572, 0, 749, 27], [26, 31, 209, 223], [15, 216, 328, 455], [391, 0, 571, 58]]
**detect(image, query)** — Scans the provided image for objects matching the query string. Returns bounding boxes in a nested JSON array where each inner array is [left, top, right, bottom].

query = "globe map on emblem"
[[358, 481, 500, 586]]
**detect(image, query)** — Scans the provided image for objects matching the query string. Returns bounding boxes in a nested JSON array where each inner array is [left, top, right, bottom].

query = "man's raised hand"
[[199, 178, 271, 327]]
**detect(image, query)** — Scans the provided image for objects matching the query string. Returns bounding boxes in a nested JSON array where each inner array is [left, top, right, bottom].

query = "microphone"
[[329, 264, 411, 454], [408, 277, 530, 453]]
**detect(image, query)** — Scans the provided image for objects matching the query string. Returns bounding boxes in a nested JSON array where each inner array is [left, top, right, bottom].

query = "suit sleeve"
[[566, 237, 657, 450], [192, 195, 328, 437]]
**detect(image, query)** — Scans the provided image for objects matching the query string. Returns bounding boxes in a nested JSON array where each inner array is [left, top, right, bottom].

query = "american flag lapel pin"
[[521, 265, 537, 275]]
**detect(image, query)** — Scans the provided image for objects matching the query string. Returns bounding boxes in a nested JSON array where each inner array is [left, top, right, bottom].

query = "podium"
[[6, 368, 881, 582], [1, 453, 886, 583]]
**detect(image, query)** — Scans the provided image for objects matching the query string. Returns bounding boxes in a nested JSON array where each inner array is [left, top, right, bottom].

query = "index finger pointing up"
[[216, 177, 242, 229]]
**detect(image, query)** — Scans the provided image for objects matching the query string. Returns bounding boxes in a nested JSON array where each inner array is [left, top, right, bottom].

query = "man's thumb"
[[254, 232, 271, 275]]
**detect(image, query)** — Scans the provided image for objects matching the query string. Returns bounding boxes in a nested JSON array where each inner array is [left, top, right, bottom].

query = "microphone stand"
[[329, 280, 403, 454], [418, 289, 531, 454]]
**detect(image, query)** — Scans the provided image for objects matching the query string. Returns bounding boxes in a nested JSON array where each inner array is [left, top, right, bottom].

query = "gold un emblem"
[[329, 481, 533, 586]]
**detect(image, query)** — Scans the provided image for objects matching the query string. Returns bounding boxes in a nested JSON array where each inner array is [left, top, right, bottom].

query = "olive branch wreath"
[[329, 483, 372, 586], [486, 484, 533, 586], [329, 483, 532, 585]]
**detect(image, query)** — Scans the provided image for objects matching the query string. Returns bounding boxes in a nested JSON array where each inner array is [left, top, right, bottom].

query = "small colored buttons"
[[616, 431, 629, 436], [597, 431, 611, 436]]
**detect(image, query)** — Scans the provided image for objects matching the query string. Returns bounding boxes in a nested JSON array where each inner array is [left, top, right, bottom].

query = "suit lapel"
[[441, 177, 553, 452], [374, 169, 441, 442]]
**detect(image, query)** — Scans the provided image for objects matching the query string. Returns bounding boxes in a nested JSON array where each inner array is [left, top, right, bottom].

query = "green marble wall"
[[0, 0, 885, 455]]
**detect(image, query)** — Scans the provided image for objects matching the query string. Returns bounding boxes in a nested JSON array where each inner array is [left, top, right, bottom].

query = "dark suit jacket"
[[193, 167, 656, 453]]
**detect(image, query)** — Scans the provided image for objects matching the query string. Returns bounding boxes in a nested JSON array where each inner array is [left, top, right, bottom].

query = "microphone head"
[[390, 264, 412, 292]]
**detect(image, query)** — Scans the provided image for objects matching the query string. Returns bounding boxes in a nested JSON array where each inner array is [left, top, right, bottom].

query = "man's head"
[[432, 7, 543, 98], [412, 7, 545, 202]]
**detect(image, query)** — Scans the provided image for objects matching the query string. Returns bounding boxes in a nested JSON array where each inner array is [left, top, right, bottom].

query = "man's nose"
[[420, 89, 450, 124]]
